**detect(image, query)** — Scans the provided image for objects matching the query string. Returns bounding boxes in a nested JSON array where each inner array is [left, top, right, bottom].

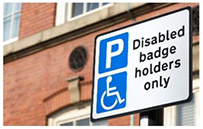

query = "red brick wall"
[[3, 18, 136, 125], [4, 3, 198, 125], [108, 114, 140, 126], [136, 3, 199, 22], [19, 3, 56, 39]]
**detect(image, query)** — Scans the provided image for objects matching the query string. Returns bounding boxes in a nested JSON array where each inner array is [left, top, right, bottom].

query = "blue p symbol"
[[99, 32, 128, 73]]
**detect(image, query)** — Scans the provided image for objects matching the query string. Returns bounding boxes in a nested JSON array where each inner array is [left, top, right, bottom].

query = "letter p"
[[106, 39, 124, 69], [98, 32, 128, 73]]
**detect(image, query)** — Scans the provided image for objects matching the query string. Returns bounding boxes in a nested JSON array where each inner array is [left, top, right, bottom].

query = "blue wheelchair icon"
[[97, 72, 127, 113]]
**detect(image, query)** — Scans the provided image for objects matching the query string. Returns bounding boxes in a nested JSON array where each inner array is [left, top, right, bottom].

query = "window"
[[3, 3, 22, 44], [71, 3, 110, 18], [48, 102, 108, 126], [55, 3, 112, 26]]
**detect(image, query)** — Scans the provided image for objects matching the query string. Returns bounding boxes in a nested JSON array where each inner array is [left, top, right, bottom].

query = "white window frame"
[[3, 3, 21, 45], [55, 3, 66, 26], [164, 79, 199, 126], [48, 102, 90, 126], [55, 3, 113, 26]]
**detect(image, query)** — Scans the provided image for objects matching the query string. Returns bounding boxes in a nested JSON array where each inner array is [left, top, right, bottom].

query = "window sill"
[[3, 37, 18, 46]]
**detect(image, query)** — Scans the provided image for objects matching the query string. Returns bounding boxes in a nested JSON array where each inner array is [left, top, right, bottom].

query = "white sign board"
[[91, 7, 192, 121]]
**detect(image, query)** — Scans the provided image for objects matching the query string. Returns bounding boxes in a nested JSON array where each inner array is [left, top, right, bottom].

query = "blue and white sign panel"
[[91, 7, 192, 121]]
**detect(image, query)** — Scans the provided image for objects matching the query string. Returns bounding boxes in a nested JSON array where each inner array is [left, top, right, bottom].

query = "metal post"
[[140, 108, 163, 126]]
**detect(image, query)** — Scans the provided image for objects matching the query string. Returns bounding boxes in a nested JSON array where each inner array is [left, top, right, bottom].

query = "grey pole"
[[130, 114, 134, 126], [140, 108, 164, 126]]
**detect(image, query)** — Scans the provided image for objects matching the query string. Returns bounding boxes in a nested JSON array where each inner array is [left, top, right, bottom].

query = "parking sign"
[[91, 7, 192, 121]]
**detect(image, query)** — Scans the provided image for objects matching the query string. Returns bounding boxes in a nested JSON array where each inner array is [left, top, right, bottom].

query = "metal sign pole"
[[140, 108, 163, 126]]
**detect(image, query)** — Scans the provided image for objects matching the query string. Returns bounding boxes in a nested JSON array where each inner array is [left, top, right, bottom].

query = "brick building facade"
[[3, 3, 199, 126]]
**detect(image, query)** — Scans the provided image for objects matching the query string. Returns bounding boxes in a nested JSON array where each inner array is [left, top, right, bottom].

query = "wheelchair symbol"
[[101, 76, 125, 110]]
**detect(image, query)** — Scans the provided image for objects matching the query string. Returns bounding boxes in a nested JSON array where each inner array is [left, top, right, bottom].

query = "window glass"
[[3, 17, 11, 41], [4, 3, 13, 16], [72, 3, 83, 17], [60, 122, 73, 126], [102, 3, 109, 6], [13, 13, 21, 38], [87, 3, 99, 12], [15, 3, 22, 11], [92, 119, 108, 126], [76, 118, 90, 126]]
